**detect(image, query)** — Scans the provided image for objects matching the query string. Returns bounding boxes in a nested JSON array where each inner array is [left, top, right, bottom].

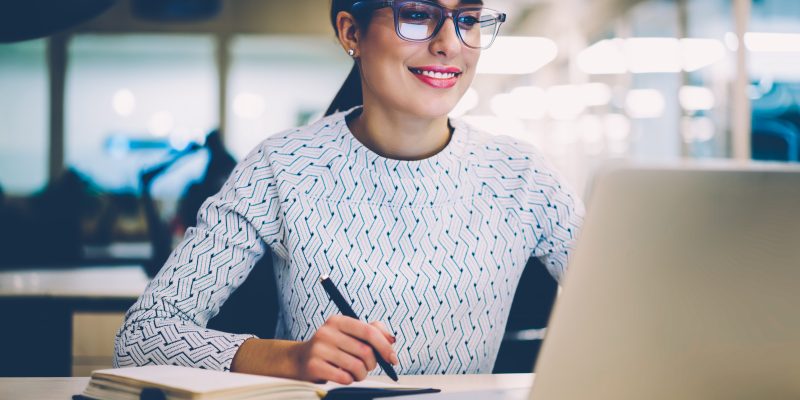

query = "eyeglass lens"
[[396, 2, 502, 49]]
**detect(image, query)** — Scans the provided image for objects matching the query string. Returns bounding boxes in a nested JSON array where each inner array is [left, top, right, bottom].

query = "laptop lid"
[[531, 162, 800, 400]]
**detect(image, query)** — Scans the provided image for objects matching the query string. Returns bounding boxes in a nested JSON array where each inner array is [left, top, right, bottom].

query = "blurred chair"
[[493, 257, 558, 373], [752, 118, 799, 162]]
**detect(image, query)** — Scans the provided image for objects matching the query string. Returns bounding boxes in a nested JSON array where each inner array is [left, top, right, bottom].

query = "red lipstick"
[[408, 65, 463, 89]]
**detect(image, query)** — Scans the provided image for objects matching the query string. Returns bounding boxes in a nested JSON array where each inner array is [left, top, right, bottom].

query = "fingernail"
[[390, 335, 396, 344]]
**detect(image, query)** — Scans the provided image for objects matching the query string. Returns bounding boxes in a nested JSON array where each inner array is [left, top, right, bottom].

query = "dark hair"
[[325, 0, 373, 116]]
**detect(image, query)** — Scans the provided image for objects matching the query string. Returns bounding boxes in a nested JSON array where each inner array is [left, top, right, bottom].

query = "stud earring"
[[348, 49, 355, 57]]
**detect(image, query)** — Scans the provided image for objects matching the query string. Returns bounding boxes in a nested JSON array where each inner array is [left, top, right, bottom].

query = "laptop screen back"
[[531, 163, 800, 400]]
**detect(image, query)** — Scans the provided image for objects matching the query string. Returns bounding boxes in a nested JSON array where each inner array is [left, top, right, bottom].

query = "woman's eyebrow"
[[442, 0, 483, 6]]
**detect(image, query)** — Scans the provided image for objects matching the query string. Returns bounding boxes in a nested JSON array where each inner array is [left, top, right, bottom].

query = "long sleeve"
[[523, 155, 585, 283], [114, 144, 284, 371]]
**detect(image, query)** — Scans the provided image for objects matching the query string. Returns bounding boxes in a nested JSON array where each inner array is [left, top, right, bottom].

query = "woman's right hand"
[[290, 316, 399, 384]]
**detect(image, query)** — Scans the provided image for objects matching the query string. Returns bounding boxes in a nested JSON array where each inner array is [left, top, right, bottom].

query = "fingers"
[[299, 336, 365, 385], [329, 316, 398, 365], [320, 343, 369, 381], [334, 331, 378, 372], [369, 321, 396, 344], [302, 318, 398, 384], [305, 357, 354, 385]]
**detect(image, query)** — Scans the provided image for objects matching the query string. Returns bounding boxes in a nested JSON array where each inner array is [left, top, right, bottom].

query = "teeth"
[[419, 70, 457, 79]]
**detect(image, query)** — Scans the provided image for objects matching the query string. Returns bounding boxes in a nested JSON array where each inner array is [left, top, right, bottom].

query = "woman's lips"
[[408, 67, 462, 89]]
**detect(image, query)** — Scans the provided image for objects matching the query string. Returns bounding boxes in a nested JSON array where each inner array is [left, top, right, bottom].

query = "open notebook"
[[76, 365, 440, 400]]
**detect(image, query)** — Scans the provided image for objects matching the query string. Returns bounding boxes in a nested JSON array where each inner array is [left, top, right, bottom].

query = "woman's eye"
[[401, 10, 432, 21], [458, 16, 479, 28]]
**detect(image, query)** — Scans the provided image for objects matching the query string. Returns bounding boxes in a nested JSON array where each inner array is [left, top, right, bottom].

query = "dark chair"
[[493, 257, 558, 373], [206, 249, 279, 339]]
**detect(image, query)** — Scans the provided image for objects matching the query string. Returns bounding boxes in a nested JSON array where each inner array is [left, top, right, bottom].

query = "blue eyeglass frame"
[[351, 0, 507, 50]]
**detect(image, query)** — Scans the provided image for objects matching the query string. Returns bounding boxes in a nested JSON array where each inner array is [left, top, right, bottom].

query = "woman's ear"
[[336, 10, 361, 58]]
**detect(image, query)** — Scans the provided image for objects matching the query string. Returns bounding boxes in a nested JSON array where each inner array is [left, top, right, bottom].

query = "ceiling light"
[[625, 89, 665, 119], [679, 86, 715, 111], [626, 38, 682, 73], [578, 37, 726, 74], [581, 83, 613, 106], [477, 36, 558, 75], [724, 32, 739, 52], [680, 38, 726, 72], [112, 89, 136, 117], [577, 38, 627, 75], [744, 32, 800, 52]]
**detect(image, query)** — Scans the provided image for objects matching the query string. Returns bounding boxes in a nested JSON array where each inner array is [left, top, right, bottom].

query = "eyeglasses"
[[351, 1, 507, 50]]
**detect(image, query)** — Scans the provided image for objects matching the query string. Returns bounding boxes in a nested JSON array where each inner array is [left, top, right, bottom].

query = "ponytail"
[[326, 0, 373, 116], [325, 64, 362, 116]]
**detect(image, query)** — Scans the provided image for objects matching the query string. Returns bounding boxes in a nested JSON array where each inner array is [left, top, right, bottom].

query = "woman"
[[114, 0, 584, 384]]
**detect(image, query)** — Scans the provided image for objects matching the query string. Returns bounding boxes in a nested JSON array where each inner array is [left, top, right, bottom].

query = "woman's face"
[[356, 0, 481, 119]]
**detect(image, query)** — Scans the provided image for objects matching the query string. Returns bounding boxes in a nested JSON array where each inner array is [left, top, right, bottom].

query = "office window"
[[0, 39, 48, 195], [226, 35, 351, 159], [748, 0, 800, 162], [461, 0, 739, 190], [592, 0, 736, 161], [65, 34, 217, 198]]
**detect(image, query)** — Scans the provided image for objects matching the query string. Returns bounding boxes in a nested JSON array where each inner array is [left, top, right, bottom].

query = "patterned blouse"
[[114, 106, 584, 375]]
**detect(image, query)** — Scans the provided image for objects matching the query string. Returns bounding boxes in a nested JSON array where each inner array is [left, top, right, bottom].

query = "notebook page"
[[92, 365, 317, 394], [319, 378, 408, 391]]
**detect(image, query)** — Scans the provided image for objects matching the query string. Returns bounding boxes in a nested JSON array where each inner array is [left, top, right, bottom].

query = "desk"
[[0, 265, 149, 298], [0, 266, 149, 377], [0, 374, 534, 400]]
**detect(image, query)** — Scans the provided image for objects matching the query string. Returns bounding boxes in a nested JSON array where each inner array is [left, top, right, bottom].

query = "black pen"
[[319, 275, 399, 382]]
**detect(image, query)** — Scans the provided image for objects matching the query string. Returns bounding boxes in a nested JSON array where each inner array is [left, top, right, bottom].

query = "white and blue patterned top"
[[114, 107, 584, 375]]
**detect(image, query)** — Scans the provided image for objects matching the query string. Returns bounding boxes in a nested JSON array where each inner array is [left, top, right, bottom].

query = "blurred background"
[[0, 0, 798, 378]]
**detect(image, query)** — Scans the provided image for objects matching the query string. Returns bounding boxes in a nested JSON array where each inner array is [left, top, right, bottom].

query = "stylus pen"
[[319, 275, 399, 382]]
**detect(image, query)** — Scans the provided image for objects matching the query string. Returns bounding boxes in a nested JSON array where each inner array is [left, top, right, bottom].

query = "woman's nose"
[[429, 17, 462, 57]]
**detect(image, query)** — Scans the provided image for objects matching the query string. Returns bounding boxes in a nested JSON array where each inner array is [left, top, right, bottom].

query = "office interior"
[[0, 0, 798, 379]]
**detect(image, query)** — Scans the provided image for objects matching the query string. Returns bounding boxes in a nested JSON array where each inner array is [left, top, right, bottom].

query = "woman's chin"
[[407, 98, 460, 119]]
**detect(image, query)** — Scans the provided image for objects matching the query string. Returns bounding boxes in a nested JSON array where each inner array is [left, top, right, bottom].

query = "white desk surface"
[[0, 374, 534, 400], [0, 265, 149, 299]]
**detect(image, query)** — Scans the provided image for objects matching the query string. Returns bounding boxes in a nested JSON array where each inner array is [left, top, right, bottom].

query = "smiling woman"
[[326, 0, 501, 117], [329, 0, 506, 160], [114, 0, 584, 385]]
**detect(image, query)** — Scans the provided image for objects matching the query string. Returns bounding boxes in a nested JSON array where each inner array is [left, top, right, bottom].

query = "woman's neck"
[[348, 105, 452, 161]]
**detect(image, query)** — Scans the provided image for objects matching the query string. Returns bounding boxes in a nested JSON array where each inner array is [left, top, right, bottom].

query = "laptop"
[[406, 162, 800, 399]]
